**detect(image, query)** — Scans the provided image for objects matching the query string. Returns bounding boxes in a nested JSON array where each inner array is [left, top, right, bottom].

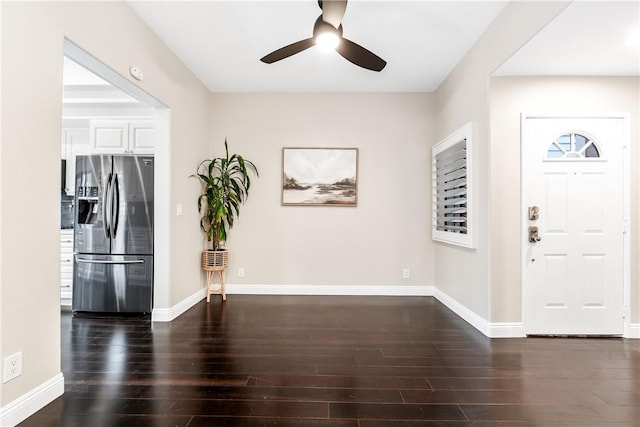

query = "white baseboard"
[[0, 373, 64, 427], [151, 288, 205, 322], [227, 284, 523, 337], [432, 287, 634, 338], [433, 287, 491, 336], [227, 283, 435, 296], [150, 283, 527, 338], [487, 322, 526, 338], [432, 288, 525, 338], [150, 284, 434, 322], [227, 284, 529, 337]]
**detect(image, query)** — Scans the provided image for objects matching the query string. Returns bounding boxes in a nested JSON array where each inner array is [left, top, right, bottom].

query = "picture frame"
[[282, 147, 358, 206]]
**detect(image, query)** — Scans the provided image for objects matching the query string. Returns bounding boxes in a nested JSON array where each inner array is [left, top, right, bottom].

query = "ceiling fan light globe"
[[316, 32, 340, 52]]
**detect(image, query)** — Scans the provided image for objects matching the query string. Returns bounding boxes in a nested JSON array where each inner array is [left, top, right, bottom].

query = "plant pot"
[[201, 249, 229, 269]]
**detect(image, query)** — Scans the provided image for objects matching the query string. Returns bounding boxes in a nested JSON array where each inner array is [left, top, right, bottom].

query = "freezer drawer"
[[72, 254, 153, 313]]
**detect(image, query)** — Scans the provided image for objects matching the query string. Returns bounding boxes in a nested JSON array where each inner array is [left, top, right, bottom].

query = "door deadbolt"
[[528, 206, 539, 221], [528, 226, 541, 243]]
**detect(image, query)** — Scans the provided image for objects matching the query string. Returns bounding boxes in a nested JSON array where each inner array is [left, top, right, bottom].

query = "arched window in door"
[[546, 132, 601, 159]]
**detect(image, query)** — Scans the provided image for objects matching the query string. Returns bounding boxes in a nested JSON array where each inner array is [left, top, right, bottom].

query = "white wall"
[[210, 93, 435, 291], [0, 1, 210, 412], [489, 76, 640, 324], [0, 2, 3, 406], [434, 1, 570, 322]]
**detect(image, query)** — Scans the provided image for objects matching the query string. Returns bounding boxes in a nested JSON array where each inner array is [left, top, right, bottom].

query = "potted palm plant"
[[192, 138, 258, 300]]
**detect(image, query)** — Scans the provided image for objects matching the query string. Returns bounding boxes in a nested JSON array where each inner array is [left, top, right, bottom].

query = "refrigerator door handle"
[[113, 173, 120, 238], [75, 256, 145, 265], [103, 173, 112, 239]]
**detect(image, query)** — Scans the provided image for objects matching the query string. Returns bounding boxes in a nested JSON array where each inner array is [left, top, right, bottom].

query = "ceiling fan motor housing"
[[313, 15, 343, 39]]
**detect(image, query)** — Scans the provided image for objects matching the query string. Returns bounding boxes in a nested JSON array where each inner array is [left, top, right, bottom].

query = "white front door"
[[522, 115, 627, 335]]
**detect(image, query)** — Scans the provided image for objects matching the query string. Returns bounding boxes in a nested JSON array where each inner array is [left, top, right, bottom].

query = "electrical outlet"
[[3, 352, 22, 383], [402, 268, 410, 279], [238, 267, 245, 278]]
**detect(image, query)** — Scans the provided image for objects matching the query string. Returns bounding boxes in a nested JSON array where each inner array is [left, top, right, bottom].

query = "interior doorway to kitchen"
[[60, 38, 170, 313]]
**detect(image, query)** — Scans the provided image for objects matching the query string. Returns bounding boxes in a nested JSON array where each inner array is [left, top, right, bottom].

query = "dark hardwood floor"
[[19, 295, 639, 426]]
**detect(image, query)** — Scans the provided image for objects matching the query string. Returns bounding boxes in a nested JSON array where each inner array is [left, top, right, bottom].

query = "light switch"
[[176, 204, 183, 216]]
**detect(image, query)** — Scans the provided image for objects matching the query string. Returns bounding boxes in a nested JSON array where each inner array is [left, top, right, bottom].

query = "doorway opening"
[[61, 39, 170, 313]]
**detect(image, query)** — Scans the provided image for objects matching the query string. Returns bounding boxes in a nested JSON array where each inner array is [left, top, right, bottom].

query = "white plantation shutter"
[[432, 123, 474, 248]]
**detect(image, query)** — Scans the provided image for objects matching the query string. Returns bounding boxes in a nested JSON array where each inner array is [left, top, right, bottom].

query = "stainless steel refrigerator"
[[72, 155, 154, 313]]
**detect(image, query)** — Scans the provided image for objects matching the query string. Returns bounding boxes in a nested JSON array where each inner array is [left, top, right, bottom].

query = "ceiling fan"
[[260, 0, 387, 72]]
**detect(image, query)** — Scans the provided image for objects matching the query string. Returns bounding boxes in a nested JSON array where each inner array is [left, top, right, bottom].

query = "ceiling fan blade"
[[336, 38, 387, 72], [320, 0, 347, 29], [260, 38, 316, 64]]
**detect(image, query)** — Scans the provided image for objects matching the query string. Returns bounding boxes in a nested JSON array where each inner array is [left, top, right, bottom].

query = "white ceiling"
[[127, 0, 509, 92], [63, 57, 111, 86], [62, 57, 154, 128], [495, 0, 639, 77], [64, 1, 639, 96], [126, 0, 639, 93]]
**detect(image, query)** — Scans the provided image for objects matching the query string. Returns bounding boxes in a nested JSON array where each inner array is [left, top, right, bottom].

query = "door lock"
[[528, 206, 539, 221], [528, 225, 541, 243]]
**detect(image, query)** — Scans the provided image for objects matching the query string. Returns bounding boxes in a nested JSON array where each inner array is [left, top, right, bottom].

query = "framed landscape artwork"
[[282, 147, 358, 206]]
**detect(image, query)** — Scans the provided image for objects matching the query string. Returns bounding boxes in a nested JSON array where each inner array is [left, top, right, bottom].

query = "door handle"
[[75, 256, 145, 265], [103, 173, 112, 239], [528, 226, 541, 243], [113, 173, 120, 238]]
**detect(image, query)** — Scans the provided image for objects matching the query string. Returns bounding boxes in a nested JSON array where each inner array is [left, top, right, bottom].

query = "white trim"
[[521, 112, 631, 337], [434, 287, 490, 336], [151, 284, 435, 323], [150, 284, 434, 323], [149, 282, 621, 338], [520, 113, 531, 336], [151, 288, 205, 322], [488, 322, 526, 338], [434, 288, 525, 338], [621, 114, 632, 338], [227, 284, 434, 297], [432, 122, 475, 249], [628, 324, 640, 339], [0, 373, 64, 427], [64, 39, 166, 109]]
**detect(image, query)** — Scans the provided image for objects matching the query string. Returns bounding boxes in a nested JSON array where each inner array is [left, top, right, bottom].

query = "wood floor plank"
[[359, 422, 502, 427], [401, 389, 607, 406], [18, 296, 640, 426], [63, 384, 404, 403], [245, 374, 432, 390], [171, 399, 329, 417], [459, 403, 638, 424], [329, 402, 467, 420], [187, 417, 359, 426], [16, 414, 193, 427]]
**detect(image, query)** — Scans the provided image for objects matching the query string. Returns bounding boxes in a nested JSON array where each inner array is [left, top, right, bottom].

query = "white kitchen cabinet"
[[60, 229, 74, 306], [61, 129, 89, 196], [90, 119, 155, 154], [129, 120, 156, 154], [90, 120, 128, 152]]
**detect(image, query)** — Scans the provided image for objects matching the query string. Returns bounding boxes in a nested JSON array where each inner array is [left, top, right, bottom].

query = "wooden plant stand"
[[201, 250, 228, 302]]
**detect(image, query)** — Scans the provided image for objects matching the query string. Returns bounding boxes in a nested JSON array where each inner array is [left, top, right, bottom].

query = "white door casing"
[[522, 115, 628, 336]]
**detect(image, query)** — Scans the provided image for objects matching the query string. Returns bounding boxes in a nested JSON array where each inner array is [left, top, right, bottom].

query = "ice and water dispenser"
[[76, 185, 99, 224]]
